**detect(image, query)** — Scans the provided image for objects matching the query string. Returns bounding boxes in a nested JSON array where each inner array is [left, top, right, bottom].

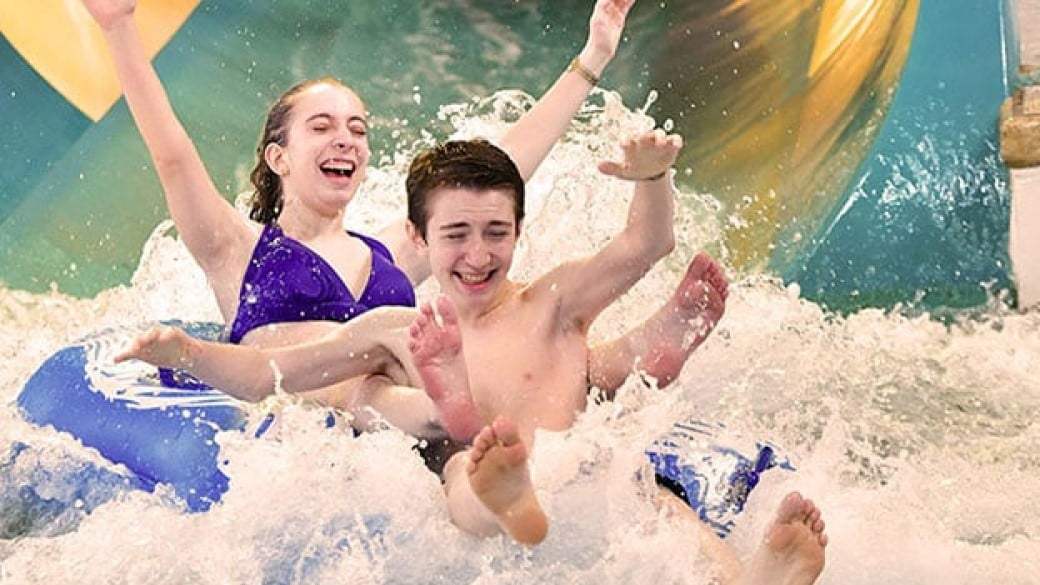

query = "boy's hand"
[[598, 129, 683, 181]]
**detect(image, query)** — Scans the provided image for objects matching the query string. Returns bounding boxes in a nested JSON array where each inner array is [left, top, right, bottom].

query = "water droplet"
[[641, 90, 659, 113]]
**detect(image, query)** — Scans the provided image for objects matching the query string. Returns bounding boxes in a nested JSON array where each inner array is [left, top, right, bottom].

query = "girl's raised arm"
[[383, 0, 638, 284], [83, 0, 253, 275], [498, 0, 636, 179]]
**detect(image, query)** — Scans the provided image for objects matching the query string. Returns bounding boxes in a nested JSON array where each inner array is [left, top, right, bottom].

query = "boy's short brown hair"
[[406, 139, 525, 239]]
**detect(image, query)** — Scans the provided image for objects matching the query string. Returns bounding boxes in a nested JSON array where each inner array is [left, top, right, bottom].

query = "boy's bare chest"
[[461, 319, 589, 430]]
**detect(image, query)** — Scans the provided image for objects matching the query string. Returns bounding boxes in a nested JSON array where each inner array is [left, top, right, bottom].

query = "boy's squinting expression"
[[421, 187, 521, 316]]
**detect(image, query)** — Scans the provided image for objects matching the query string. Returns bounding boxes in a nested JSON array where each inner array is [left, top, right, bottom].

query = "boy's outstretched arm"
[[542, 129, 681, 332]]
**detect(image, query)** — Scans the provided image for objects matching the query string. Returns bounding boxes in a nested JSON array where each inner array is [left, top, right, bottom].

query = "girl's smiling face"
[[267, 82, 370, 216]]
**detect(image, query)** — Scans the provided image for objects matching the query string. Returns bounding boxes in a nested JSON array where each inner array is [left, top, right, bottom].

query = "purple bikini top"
[[228, 223, 416, 343]]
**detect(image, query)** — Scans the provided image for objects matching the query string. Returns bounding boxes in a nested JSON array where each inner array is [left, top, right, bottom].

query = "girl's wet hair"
[[405, 139, 525, 240], [247, 77, 351, 223]]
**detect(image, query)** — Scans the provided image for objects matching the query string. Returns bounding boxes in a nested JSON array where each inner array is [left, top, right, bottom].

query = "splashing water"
[[1, 92, 1038, 584]]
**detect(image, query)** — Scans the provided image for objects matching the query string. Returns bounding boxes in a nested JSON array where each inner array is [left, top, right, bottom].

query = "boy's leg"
[[409, 296, 484, 442], [656, 489, 827, 585], [656, 489, 742, 584], [441, 417, 548, 545], [736, 492, 828, 585], [589, 252, 729, 396]]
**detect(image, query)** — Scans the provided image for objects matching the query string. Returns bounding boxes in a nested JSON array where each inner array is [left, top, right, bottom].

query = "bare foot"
[[408, 295, 483, 442], [676, 252, 728, 322], [467, 416, 548, 545], [737, 492, 828, 585], [640, 252, 728, 385]]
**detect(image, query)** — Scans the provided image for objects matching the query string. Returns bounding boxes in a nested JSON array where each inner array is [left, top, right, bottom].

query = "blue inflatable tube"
[[18, 322, 789, 527], [17, 322, 247, 512]]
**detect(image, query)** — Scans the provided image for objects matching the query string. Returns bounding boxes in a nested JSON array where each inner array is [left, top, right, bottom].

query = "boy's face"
[[419, 186, 520, 315]]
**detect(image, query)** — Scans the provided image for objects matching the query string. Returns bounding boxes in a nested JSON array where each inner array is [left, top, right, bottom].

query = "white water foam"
[[2, 91, 1039, 584]]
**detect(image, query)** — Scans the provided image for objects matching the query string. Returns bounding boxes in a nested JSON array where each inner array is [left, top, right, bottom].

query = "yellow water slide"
[[653, 0, 919, 271], [0, 0, 199, 121]]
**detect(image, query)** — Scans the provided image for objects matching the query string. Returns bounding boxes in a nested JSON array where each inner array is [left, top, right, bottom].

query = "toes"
[[436, 295, 459, 326], [473, 425, 498, 451], [686, 253, 711, 277], [801, 498, 817, 522], [491, 416, 520, 446]]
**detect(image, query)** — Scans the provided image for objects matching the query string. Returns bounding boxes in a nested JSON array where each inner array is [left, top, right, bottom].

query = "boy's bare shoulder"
[[508, 277, 575, 327]]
